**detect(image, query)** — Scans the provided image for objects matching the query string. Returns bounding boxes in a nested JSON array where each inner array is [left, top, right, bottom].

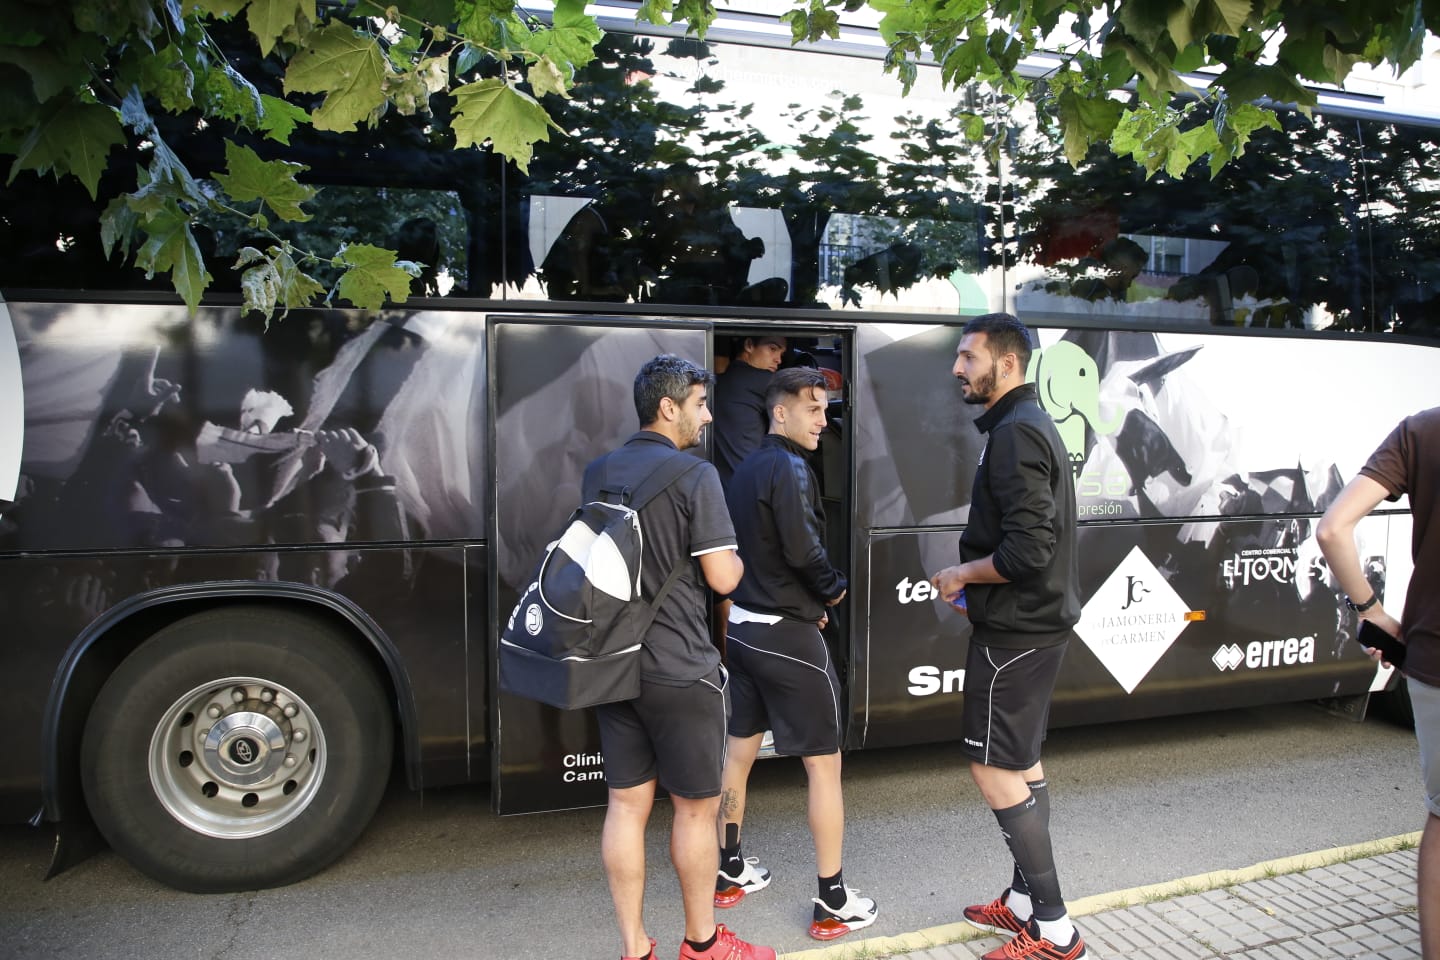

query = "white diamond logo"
[[1075, 546, 1192, 694], [1212, 643, 1244, 671]]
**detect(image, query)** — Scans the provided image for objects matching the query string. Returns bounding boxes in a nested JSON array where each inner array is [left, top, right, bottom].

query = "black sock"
[[993, 792, 1065, 922], [1011, 778, 1048, 896], [818, 869, 846, 910], [720, 823, 742, 875], [684, 930, 718, 953]]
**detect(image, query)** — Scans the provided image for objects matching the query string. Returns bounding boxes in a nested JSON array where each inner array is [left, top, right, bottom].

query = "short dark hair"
[[961, 312, 1033, 374], [765, 366, 828, 415], [727, 332, 786, 359], [634, 354, 713, 426]]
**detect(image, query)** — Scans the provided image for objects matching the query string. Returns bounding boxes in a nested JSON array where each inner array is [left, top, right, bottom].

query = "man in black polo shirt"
[[713, 334, 786, 491], [714, 366, 878, 942], [584, 355, 773, 960], [929, 313, 1088, 960]]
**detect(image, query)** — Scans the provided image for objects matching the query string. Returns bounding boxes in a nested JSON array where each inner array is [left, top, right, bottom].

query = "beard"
[[959, 369, 997, 405]]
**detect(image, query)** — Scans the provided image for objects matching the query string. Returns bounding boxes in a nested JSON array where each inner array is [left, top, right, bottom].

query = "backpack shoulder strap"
[[602, 450, 705, 511], [630, 452, 709, 618]]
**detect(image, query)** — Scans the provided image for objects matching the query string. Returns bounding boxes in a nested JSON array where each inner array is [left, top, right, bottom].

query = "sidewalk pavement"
[[783, 833, 1423, 960]]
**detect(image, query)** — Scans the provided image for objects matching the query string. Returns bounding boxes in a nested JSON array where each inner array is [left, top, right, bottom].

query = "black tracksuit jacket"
[[960, 383, 1080, 648], [727, 434, 846, 621]]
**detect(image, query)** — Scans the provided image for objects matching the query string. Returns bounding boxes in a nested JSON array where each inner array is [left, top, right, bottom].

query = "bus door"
[[489, 316, 710, 814]]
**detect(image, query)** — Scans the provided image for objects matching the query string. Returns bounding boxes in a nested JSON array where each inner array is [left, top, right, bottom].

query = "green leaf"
[[1166, 121, 1219, 177], [283, 21, 388, 132], [938, 34, 988, 87], [256, 93, 310, 143], [1171, 41, 1205, 74], [637, 0, 672, 26], [100, 194, 140, 262], [1116, 0, 1172, 49], [136, 43, 197, 112], [212, 141, 316, 221], [451, 78, 560, 173], [196, 63, 262, 125], [456, 3, 529, 52], [334, 243, 417, 308], [0, 39, 96, 103], [1208, 0, 1255, 36], [6, 97, 123, 198], [245, 0, 317, 57], [1167, 3, 1196, 51], [1057, 88, 1123, 166], [1215, 61, 1317, 113], [135, 203, 214, 313], [1106, 34, 1195, 101], [671, 0, 717, 36], [527, 0, 602, 76]]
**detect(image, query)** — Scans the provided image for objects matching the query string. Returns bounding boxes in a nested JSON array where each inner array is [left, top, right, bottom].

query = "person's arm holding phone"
[[1317, 475, 1405, 664]]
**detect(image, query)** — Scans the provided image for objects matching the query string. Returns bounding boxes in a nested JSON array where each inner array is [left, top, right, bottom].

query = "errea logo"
[[524, 603, 544, 635], [1213, 637, 1315, 671]]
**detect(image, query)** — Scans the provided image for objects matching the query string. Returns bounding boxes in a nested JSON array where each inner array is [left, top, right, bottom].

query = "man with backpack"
[[585, 355, 774, 960]]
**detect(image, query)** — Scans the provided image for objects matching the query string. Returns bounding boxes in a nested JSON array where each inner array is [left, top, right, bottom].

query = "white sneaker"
[[809, 887, 879, 940], [715, 857, 772, 907]]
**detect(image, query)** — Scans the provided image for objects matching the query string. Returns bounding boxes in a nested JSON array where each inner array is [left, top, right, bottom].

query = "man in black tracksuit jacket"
[[713, 366, 878, 943], [929, 313, 1089, 960]]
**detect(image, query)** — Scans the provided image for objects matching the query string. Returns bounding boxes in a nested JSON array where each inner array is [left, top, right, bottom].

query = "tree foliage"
[[1, 0, 1435, 316]]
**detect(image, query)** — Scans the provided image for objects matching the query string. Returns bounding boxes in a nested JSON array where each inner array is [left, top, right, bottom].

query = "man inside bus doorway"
[[1317, 406, 1440, 960], [929, 313, 1089, 960], [714, 366, 878, 941], [713, 334, 786, 491], [589, 355, 774, 960]]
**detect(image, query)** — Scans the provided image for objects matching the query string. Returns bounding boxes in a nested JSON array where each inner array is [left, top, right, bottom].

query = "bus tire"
[[79, 606, 393, 892]]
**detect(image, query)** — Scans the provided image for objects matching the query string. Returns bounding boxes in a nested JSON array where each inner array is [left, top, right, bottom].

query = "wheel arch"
[[41, 581, 420, 826]]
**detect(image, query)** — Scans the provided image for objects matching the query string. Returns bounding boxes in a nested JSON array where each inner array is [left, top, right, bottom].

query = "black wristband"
[[1345, 593, 1379, 613]]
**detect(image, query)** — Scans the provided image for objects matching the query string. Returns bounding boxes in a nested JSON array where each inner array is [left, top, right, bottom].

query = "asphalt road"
[[0, 701, 1423, 959]]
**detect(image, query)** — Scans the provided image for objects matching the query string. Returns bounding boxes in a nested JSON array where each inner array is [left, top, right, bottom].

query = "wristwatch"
[[1345, 593, 1379, 613]]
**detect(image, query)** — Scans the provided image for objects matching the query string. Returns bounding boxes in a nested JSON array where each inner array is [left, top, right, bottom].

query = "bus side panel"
[[0, 300, 489, 554], [489, 319, 710, 815], [0, 299, 494, 819], [862, 518, 1390, 749]]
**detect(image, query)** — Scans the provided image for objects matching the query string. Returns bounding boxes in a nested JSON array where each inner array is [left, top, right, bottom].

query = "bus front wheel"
[[80, 606, 393, 892]]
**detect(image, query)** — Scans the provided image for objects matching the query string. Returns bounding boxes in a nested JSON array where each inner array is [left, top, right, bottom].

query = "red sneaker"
[[980, 920, 1088, 960], [677, 924, 776, 960], [963, 888, 1026, 934]]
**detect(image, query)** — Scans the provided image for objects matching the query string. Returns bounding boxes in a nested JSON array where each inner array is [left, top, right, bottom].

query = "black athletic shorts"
[[961, 640, 1069, 771], [727, 611, 842, 756], [595, 666, 729, 798]]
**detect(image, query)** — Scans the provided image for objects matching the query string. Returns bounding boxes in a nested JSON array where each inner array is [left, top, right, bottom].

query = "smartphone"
[[1357, 619, 1406, 669]]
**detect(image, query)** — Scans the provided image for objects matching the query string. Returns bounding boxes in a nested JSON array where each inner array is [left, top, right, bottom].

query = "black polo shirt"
[[582, 431, 738, 685], [713, 360, 773, 490]]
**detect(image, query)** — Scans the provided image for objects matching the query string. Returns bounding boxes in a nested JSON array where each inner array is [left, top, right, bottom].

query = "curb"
[[778, 832, 1422, 959]]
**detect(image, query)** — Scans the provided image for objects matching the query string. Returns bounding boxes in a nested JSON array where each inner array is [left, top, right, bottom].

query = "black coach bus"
[[2, 12, 1437, 892]]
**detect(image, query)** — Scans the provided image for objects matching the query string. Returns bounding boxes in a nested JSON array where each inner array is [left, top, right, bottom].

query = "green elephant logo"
[[1028, 341, 1123, 475]]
